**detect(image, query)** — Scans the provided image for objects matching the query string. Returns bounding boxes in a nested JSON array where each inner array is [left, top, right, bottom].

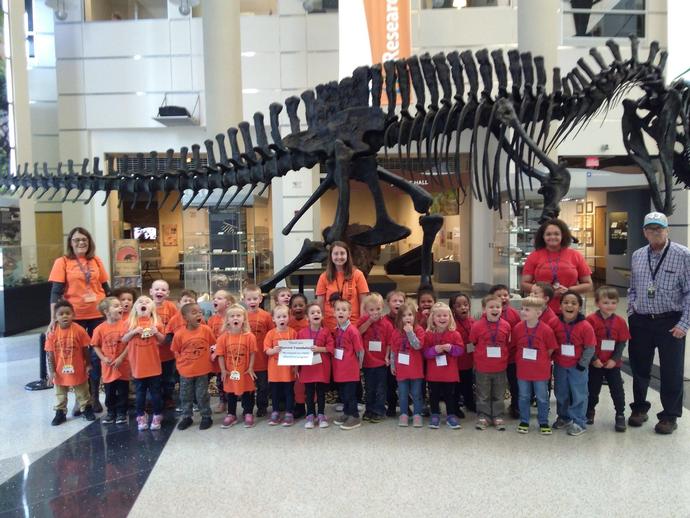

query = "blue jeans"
[[554, 364, 589, 427], [397, 378, 424, 416], [133, 376, 162, 417], [518, 379, 549, 425], [363, 366, 387, 416]]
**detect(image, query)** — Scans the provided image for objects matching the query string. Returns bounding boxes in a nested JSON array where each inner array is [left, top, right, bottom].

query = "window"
[[84, 0, 168, 22], [562, 0, 646, 41]]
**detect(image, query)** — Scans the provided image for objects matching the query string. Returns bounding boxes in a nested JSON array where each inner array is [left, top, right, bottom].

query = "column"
[[517, 0, 559, 74]]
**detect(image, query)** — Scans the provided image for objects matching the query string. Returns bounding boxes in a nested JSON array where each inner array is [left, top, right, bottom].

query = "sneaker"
[[175, 406, 183, 414], [539, 423, 553, 435], [256, 408, 267, 418], [102, 413, 115, 425], [138, 414, 150, 431], [199, 417, 212, 430], [340, 416, 362, 430], [333, 414, 347, 426], [586, 408, 595, 425], [51, 410, 66, 426], [517, 422, 529, 434], [305, 415, 315, 429], [268, 412, 280, 426], [335, 403, 344, 412], [369, 414, 383, 424], [567, 423, 586, 436], [176, 417, 193, 431], [654, 419, 678, 435], [213, 401, 227, 414], [150, 414, 163, 431], [446, 415, 462, 430], [628, 410, 649, 427], [412, 415, 423, 428], [398, 414, 409, 427], [315, 414, 327, 428], [221, 415, 238, 428], [362, 411, 372, 422], [282, 413, 295, 427], [82, 406, 96, 422], [475, 417, 489, 430], [552, 417, 573, 430], [244, 414, 255, 428], [115, 414, 128, 425], [429, 414, 440, 429], [493, 417, 506, 431], [614, 414, 627, 433]]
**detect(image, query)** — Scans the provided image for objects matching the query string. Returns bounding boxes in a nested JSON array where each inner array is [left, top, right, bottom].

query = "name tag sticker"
[[311, 353, 322, 365], [334, 348, 344, 360], [601, 339, 615, 351], [465, 343, 475, 353], [368, 340, 382, 352], [435, 355, 448, 367], [486, 346, 501, 358], [397, 352, 410, 366], [522, 348, 537, 361], [561, 344, 576, 357]]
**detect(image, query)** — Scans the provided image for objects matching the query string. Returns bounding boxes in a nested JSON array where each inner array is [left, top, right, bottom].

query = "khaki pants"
[[54, 381, 90, 412]]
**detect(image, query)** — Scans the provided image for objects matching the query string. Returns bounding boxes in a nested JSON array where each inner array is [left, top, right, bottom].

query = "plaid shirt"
[[628, 240, 690, 331]]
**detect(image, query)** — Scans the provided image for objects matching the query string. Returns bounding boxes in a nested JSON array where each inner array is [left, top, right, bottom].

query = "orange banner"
[[364, 0, 411, 65]]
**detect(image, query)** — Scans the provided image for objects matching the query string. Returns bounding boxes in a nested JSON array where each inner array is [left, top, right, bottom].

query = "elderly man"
[[627, 212, 690, 434]]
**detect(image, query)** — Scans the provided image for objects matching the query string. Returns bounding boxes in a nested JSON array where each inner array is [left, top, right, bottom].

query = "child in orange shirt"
[[112, 287, 136, 321], [92, 297, 130, 425], [123, 296, 166, 431], [46, 300, 94, 425], [206, 289, 235, 413], [244, 284, 274, 417], [217, 304, 257, 428], [264, 304, 297, 426], [150, 280, 180, 409], [171, 303, 216, 431], [288, 293, 309, 418]]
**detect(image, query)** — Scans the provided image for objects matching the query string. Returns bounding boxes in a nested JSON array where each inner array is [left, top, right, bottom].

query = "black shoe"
[[293, 404, 306, 419], [102, 413, 115, 424], [51, 410, 66, 426], [177, 417, 193, 430], [628, 410, 648, 427], [256, 408, 267, 418], [362, 411, 373, 422], [456, 408, 466, 419], [615, 414, 626, 432], [115, 414, 128, 424], [82, 406, 96, 421], [654, 419, 677, 435], [586, 409, 595, 425], [199, 417, 213, 430]]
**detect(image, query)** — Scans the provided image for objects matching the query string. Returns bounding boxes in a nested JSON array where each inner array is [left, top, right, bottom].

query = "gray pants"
[[476, 370, 507, 419], [179, 374, 211, 419]]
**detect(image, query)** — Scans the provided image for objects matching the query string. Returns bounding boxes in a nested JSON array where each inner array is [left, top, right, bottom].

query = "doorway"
[[35, 212, 63, 278], [593, 205, 607, 282]]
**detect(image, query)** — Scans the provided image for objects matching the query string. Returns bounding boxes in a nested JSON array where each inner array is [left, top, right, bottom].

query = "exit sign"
[[585, 156, 599, 168]]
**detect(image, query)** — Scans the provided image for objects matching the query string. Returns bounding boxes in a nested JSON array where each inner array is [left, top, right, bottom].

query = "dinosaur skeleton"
[[1, 35, 688, 292]]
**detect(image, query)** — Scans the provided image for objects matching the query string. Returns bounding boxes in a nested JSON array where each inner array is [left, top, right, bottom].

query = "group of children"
[[46, 278, 630, 436]]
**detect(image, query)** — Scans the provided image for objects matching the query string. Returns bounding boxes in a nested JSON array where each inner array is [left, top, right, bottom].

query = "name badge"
[[83, 290, 97, 303], [334, 348, 344, 360], [62, 364, 75, 374], [368, 340, 382, 352], [435, 354, 448, 367], [486, 346, 501, 358], [397, 352, 410, 366], [601, 339, 615, 351], [561, 344, 576, 357], [229, 370, 241, 381], [465, 343, 475, 353], [522, 348, 537, 361], [311, 353, 322, 365]]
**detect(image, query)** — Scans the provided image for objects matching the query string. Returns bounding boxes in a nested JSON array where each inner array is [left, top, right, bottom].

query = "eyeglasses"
[[71, 238, 89, 243]]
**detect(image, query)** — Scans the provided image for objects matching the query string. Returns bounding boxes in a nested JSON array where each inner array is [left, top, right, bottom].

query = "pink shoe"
[[318, 414, 329, 428], [150, 414, 163, 430], [137, 414, 149, 431], [268, 411, 280, 426], [221, 415, 238, 428], [282, 413, 295, 427], [243, 414, 255, 428]]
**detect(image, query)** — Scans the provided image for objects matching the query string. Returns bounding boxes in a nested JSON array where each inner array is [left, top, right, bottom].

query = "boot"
[[90, 378, 103, 413]]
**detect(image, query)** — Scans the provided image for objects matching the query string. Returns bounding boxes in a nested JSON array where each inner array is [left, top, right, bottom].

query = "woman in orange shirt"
[[48, 227, 110, 414], [315, 241, 370, 331], [264, 305, 297, 426]]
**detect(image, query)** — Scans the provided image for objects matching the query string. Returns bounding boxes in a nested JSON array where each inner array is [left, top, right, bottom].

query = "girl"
[[390, 302, 425, 427], [553, 291, 597, 437], [416, 287, 436, 330], [122, 296, 166, 431], [332, 299, 364, 430], [297, 303, 334, 429], [264, 305, 298, 426], [450, 293, 475, 416], [217, 304, 257, 429], [289, 293, 309, 418], [207, 289, 236, 414], [423, 302, 464, 430]]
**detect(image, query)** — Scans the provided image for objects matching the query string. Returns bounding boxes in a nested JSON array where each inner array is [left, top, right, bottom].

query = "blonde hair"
[[223, 303, 250, 333], [521, 296, 545, 310], [128, 296, 160, 330], [98, 296, 119, 317], [427, 302, 456, 332], [386, 290, 406, 303], [362, 292, 384, 310], [394, 301, 418, 332], [242, 284, 262, 298], [213, 290, 236, 305], [481, 294, 502, 308], [272, 304, 290, 317]]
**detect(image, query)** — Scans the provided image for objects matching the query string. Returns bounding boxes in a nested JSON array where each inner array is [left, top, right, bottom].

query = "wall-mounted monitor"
[[133, 226, 157, 241]]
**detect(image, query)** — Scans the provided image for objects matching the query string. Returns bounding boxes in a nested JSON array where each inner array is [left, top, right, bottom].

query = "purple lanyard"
[[547, 251, 561, 284], [563, 322, 575, 344], [76, 258, 92, 285], [598, 313, 614, 340], [525, 325, 538, 349], [487, 319, 499, 345]]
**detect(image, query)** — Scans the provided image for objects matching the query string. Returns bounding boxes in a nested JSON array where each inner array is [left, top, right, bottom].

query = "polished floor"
[[1, 325, 689, 517]]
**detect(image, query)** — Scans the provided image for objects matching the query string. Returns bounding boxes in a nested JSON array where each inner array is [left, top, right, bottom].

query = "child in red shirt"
[[288, 293, 309, 419], [490, 284, 521, 419], [390, 301, 425, 427], [469, 295, 512, 430], [358, 293, 394, 423], [92, 297, 130, 425], [384, 290, 406, 417], [585, 286, 630, 432], [171, 302, 216, 431], [423, 302, 464, 430], [416, 286, 436, 330], [450, 293, 475, 416], [217, 304, 257, 429], [264, 304, 298, 426], [244, 284, 274, 417], [332, 299, 364, 430], [297, 303, 334, 429], [122, 296, 166, 431], [46, 300, 94, 425]]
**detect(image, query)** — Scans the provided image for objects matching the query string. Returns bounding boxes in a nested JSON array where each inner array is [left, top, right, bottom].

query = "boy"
[[46, 300, 95, 425], [490, 284, 521, 418], [468, 294, 512, 430], [272, 287, 293, 309], [357, 293, 394, 423], [585, 286, 630, 432], [243, 284, 274, 417], [171, 303, 216, 430], [92, 297, 130, 424], [385, 290, 406, 416], [112, 287, 137, 321], [164, 290, 199, 336], [332, 299, 364, 430], [416, 286, 436, 330], [530, 282, 560, 331], [150, 280, 179, 409], [511, 296, 558, 434]]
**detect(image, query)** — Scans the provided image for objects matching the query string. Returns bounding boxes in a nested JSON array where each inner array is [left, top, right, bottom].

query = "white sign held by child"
[[277, 339, 314, 366]]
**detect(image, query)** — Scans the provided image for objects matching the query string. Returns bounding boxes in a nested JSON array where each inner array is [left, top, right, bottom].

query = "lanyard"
[[525, 324, 538, 349], [487, 318, 499, 344], [563, 321, 575, 344], [75, 258, 92, 285], [229, 333, 244, 370], [458, 318, 471, 338], [598, 313, 614, 340], [336, 327, 344, 350], [547, 251, 561, 284], [369, 320, 379, 341], [335, 274, 350, 299], [647, 240, 671, 284]]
